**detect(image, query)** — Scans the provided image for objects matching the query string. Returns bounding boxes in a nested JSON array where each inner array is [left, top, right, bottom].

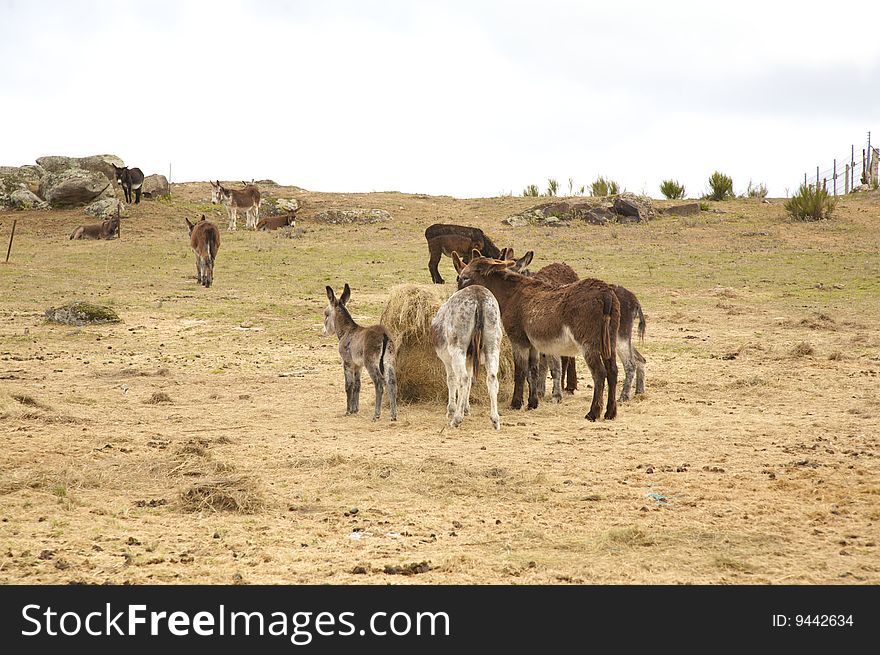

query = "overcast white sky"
[[1, 0, 878, 198]]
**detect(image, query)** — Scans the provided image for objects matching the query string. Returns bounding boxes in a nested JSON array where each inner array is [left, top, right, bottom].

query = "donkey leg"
[[564, 356, 578, 393], [442, 359, 456, 419], [536, 354, 548, 398], [428, 244, 444, 284], [526, 347, 540, 410], [548, 355, 563, 404], [449, 352, 469, 427], [485, 348, 501, 430], [386, 364, 398, 421], [634, 347, 646, 395], [351, 368, 362, 414], [584, 351, 606, 421], [618, 337, 636, 402], [604, 354, 619, 420], [343, 365, 355, 415], [511, 345, 530, 410], [135, 187, 141, 204], [367, 365, 384, 420]]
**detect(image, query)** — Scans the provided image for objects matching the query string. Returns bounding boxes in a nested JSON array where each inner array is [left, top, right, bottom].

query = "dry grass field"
[[1, 183, 879, 584]]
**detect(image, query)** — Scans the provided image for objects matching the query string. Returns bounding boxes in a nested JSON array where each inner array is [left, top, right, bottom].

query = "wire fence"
[[800, 132, 878, 196]]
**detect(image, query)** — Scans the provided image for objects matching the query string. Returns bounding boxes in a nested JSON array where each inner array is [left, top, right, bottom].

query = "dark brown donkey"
[[324, 284, 398, 421], [69, 211, 120, 240], [425, 223, 501, 284], [507, 252, 647, 402], [184, 215, 220, 288], [454, 251, 620, 421], [112, 164, 144, 204]]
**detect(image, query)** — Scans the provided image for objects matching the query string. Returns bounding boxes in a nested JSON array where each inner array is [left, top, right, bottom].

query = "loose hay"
[[179, 475, 265, 513], [380, 283, 514, 403]]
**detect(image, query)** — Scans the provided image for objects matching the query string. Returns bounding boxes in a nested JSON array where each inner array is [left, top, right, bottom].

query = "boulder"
[[259, 196, 300, 218], [612, 193, 656, 221], [0, 165, 46, 195], [9, 188, 49, 210], [84, 197, 125, 218], [312, 209, 391, 224], [39, 169, 116, 207], [662, 202, 701, 217], [582, 207, 613, 225], [142, 174, 170, 198]]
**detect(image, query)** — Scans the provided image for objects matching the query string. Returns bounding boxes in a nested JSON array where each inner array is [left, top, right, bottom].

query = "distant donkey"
[[424, 223, 502, 284], [184, 214, 220, 288], [256, 210, 296, 231], [432, 285, 503, 430], [69, 210, 120, 240], [211, 180, 261, 231], [324, 283, 398, 421], [112, 164, 145, 204]]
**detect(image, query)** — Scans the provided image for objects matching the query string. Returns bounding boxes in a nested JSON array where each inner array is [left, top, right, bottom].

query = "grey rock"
[[142, 174, 170, 199], [662, 202, 701, 217], [84, 198, 125, 218], [613, 196, 642, 219], [40, 169, 116, 207], [0, 165, 46, 195], [312, 208, 391, 224], [9, 188, 49, 210]]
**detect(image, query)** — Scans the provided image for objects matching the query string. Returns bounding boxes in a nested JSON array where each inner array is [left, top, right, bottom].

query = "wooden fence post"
[[5, 219, 17, 263]]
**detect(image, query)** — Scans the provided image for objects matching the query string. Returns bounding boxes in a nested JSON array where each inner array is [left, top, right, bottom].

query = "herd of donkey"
[[67, 167, 648, 430]]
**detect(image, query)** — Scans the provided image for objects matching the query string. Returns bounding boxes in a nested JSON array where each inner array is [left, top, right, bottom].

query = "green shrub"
[[659, 179, 686, 199], [784, 184, 836, 221], [523, 184, 539, 197], [590, 176, 620, 197], [705, 171, 734, 201], [746, 180, 768, 198], [546, 178, 559, 196]]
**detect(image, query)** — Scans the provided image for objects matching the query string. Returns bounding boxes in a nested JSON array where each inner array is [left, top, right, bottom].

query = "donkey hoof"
[[390, 415, 397, 422], [585, 412, 598, 422], [527, 399, 539, 410], [552, 394, 563, 404], [510, 400, 523, 410], [491, 417, 500, 430]]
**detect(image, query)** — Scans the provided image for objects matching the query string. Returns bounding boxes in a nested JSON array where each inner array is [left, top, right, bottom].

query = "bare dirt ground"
[[1, 184, 878, 584]]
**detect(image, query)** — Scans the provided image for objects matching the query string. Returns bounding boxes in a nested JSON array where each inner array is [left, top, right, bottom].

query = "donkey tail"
[[471, 302, 484, 380], [635, 301, 646, 343], [379, 333, 390, 377], [601, 291, 613, 360]]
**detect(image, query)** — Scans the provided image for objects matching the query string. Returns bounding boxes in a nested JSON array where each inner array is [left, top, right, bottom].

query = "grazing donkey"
[[184, 214, 220, 288], [324, 284, 398, 421], [69, 211, 120, 240], [432, 285, 503, 430], [425, 223, 502, 284], [256, 211, 296, 231], [454, 251, 620, 421], [111, 164, 145, 204], [508, 252, 647, 402], [211, 180, 261, 231]]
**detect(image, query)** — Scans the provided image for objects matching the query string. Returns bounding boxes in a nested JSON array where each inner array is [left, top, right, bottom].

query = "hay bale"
[[380, 284, 514, 404]]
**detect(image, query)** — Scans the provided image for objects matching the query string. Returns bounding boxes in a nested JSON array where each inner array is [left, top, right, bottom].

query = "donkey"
[[425, 223, 502, 284], [432, 285, 503, 430], [69, 211, 120, 240], [256, 211, 296, 231], [211, 180, 261, 231], [454, 251, 620, 421], [184, 214, 220, 288], [324, 284, 398, 421], [112, 164, 145, 204], [508, 252, 647, 402]]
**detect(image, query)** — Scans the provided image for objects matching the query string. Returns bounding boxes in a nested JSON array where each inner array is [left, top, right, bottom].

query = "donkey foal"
[[324, 284, 398, 421], [432, 285, 503, 429]]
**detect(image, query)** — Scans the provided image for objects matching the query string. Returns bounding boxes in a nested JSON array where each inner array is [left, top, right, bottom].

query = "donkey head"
[[210, 180, 228, 205], [453, 251, 508, 290], [507, 250, 534, 274], [112, 164, 128, 184], [323, 283, 351, 336]]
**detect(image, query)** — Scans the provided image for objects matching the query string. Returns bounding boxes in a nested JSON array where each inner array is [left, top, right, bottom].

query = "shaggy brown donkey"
[[425, 223, 501, 284], [184, 215, 220, 288], [454, 251, 620, 421], [69, 212, 119, 240]]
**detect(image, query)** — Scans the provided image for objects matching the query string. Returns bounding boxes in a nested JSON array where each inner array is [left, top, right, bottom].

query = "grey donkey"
[[323, 283, 398, 421]]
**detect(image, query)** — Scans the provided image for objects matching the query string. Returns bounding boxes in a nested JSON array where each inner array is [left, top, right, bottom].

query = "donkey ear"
[[500, 247, 514, 261], [339, 283, 351, 306], [326, 286, 336, 305], [185, 217, 195, 233], [471, 248, 483, 260], [452, 251, 465, 273], [514, 250, 534, 271]]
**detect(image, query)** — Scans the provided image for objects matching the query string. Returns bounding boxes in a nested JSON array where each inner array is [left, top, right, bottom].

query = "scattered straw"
[[179, 475, 265, 513]]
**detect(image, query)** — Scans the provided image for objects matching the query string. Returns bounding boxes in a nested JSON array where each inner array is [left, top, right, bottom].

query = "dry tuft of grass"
[[179, 475, 265, 514], [603, 526, 655, 548], [790, 341, 815, 357], [146, 392, 173, 404]]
